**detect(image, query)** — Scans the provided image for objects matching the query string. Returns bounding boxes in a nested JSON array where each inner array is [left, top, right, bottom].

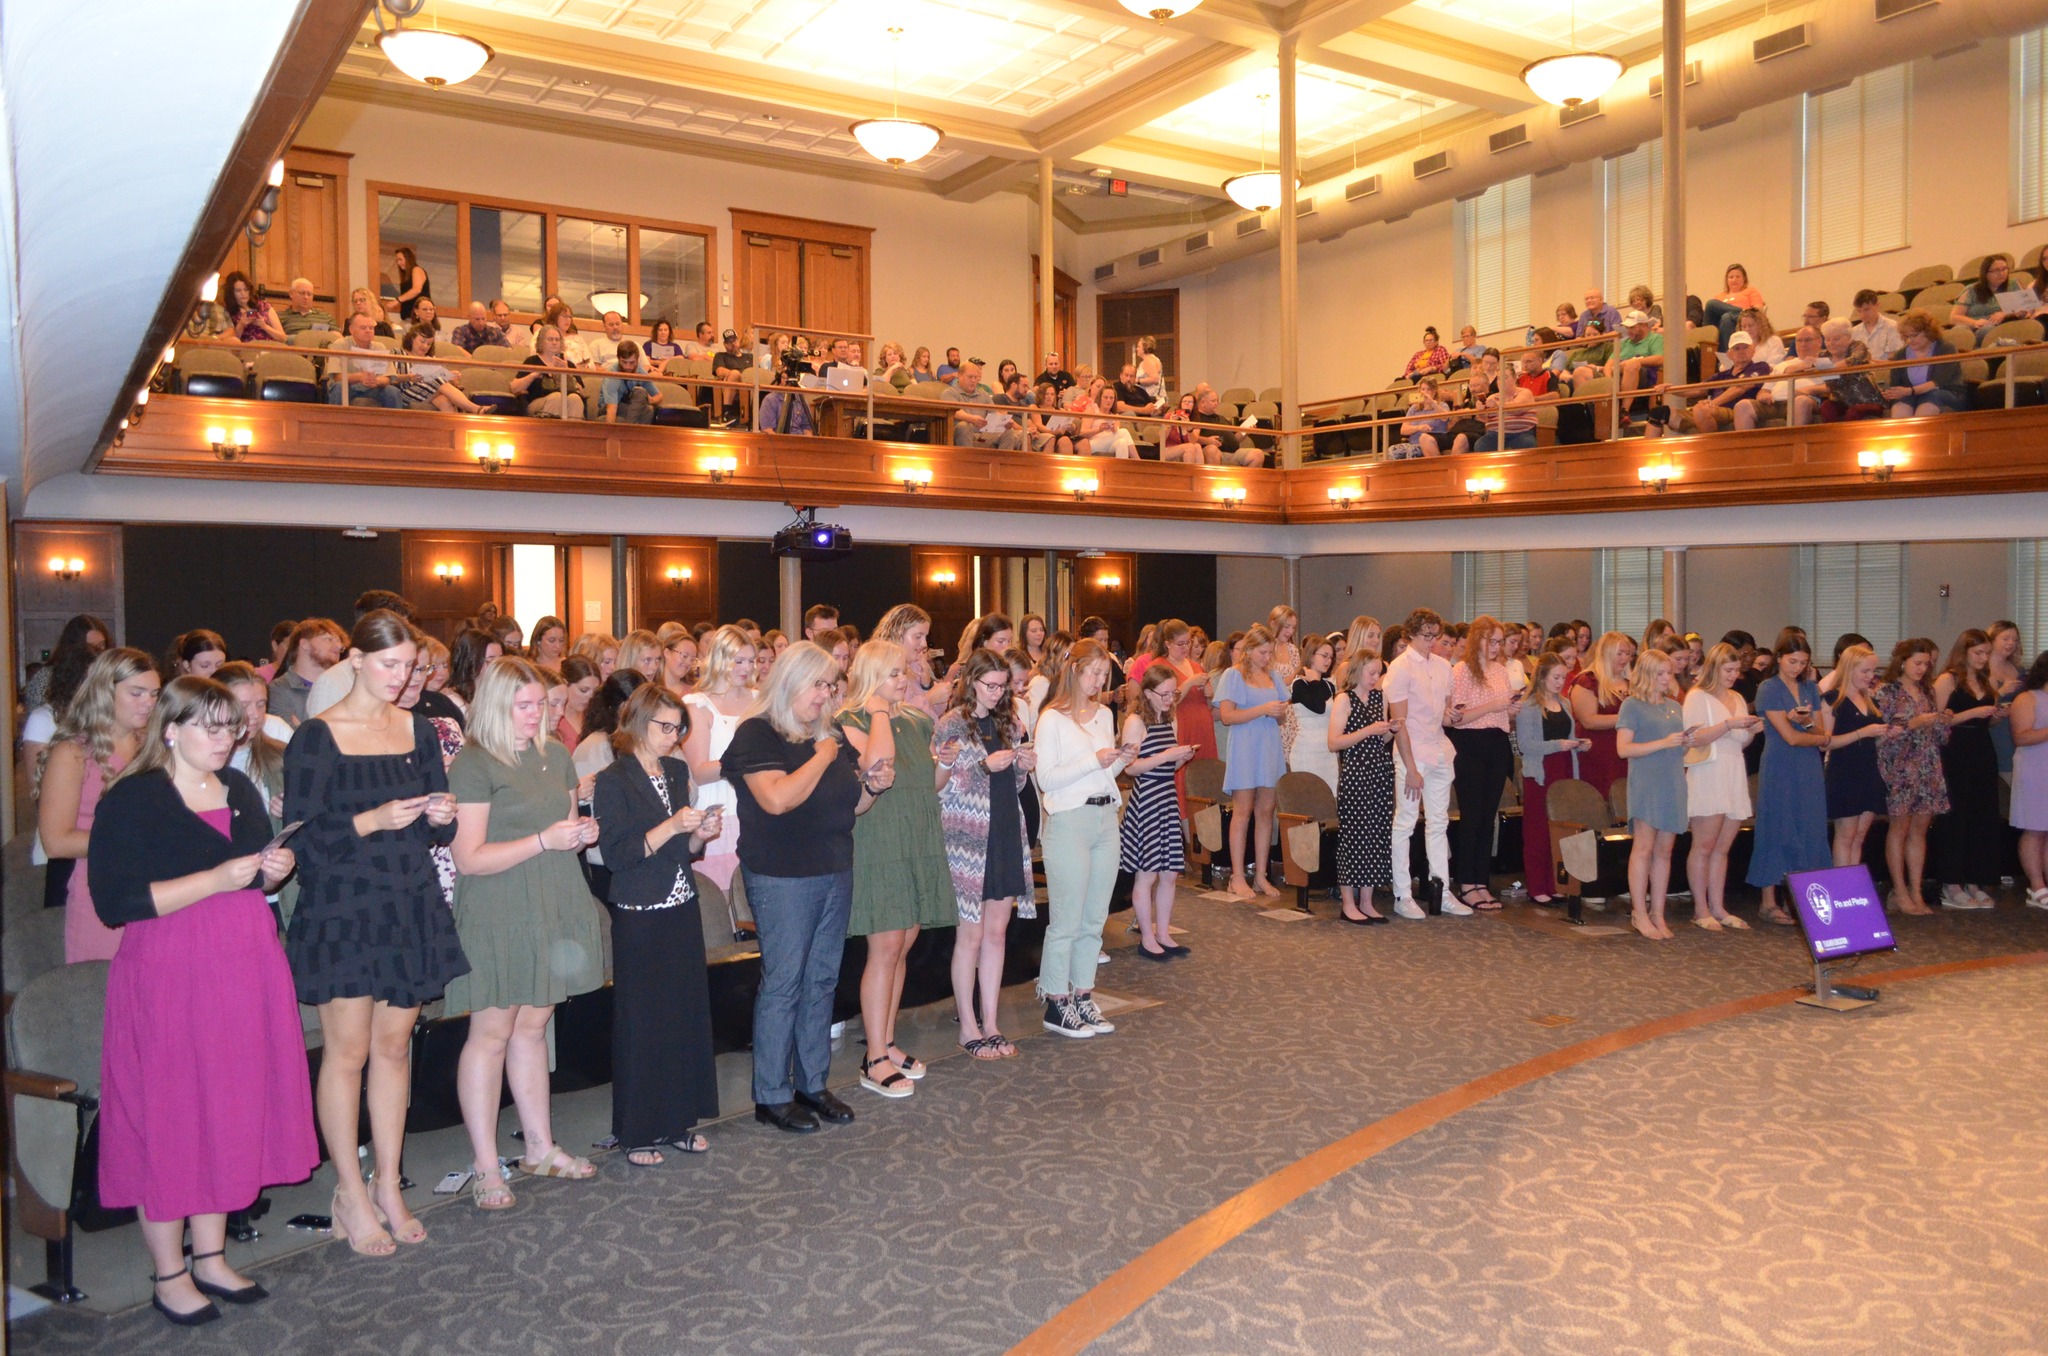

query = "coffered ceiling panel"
[[1140, 64, 1445, 159]]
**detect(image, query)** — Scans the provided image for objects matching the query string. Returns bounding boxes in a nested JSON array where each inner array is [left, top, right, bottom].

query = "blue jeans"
[[327, 379, 403, 408], [1704, 299, 1742, 349], [1038, 803, 1120, 996], [744, 868, 852, 1105], [1474, 431, 1537, 451]]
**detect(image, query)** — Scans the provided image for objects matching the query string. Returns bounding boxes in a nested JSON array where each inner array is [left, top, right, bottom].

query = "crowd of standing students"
[[19, 590, 2048, 1326]]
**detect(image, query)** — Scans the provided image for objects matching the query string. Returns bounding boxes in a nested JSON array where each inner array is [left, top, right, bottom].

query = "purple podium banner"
[[1786, 864, 1895, 961]]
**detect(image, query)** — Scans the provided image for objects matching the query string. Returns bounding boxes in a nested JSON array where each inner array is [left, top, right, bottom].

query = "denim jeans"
[[327, 379, 402, 408], [744, 868, 852, 1105], [1704, 299, 1742, 348], [1473, 430, 1537, 451], [1038, 803, 1120, 996]]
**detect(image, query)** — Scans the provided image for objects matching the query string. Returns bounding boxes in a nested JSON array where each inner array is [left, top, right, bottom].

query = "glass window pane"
[[376, 194, 458, 311], [557, 216, 630, 321], [470, 206, 545, 315], [640, 228, 708, 332]]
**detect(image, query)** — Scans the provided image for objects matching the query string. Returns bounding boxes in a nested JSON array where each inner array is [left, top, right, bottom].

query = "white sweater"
[[1033, 704, 1129, 813]]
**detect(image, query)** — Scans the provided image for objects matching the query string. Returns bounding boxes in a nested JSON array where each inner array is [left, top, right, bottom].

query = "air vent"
[[1093, 262, 1117, 282], [1413, 150, 1451, 179], [1754, 23, 1809, 62], [1875, 0, 1938, 20], [1648, 61, 1701, 96], [1236, 216, 1266, 238], [1184, 231, 1212, 254], [1559, 98, 1602, 127], [1488, 124, 1529, 154], [1294, 197, 1316, 217], [829, 245, 854, 259], [1138, 247, 1162, 268], [1345, 174, 1382, 201]]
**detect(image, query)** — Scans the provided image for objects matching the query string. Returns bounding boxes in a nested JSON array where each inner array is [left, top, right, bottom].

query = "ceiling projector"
[[772, 507, 852, 560]]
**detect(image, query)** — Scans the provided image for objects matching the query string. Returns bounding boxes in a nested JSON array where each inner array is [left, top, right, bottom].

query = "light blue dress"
[[1216, 667, 1287, 793], [1616, 697, 1688, 834], [1746, 676, 1830, 888]]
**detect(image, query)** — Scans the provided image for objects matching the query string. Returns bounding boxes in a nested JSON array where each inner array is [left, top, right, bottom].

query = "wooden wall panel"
[[632, 539, 718, 631], [1071, 552, 1136, 652], [912, 548, 977, 663], [402, 534, 504, 641], [14, 524, 123, 684]]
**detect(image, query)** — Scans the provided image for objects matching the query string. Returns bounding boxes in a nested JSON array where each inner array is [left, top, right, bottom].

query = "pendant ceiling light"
[[1221, 91, 1296, 213], [1520, 0, 1621, 108], [375, 1, 493, 88], [1118, 0, 1205, 19], [851, 27, 944, 167]]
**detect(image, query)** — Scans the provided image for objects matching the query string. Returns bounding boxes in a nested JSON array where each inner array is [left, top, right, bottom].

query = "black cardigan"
[[88, 768, 275, 927], [592, 754, 701, 908]]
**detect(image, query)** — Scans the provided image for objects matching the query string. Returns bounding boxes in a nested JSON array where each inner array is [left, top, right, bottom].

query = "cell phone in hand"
[[262, 821, 305, 854]]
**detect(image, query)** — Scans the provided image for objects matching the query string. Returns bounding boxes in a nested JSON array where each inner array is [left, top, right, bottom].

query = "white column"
[[1039, 155, 1058, 366], [1277, 33, 1301, 469], [1660, 0, 1687, 359], [779, 555, 802, 638], [1663, 546, 1687, 632]]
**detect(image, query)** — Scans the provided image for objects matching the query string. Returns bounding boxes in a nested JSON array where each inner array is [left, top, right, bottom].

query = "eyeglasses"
[[191, 721, 240, 738], [649, 719, 682, 736], [975, 678, 1010, 692], [810, 678, 838, 693]]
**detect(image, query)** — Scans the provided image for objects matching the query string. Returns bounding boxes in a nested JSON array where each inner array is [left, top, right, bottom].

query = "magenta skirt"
[[99, 883, 319, 1221]]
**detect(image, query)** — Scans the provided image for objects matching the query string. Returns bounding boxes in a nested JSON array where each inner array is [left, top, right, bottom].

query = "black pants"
[[1446, 727, 1512, 887]]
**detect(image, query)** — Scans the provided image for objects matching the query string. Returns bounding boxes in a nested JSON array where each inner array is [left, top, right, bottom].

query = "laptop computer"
[[825, 367, 868, 393]]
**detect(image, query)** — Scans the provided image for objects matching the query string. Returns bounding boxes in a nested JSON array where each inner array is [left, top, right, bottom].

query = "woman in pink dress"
[[89, 677, 317, 1327], [36, 647, 160, 963], [1148, 620, 1215, 815]]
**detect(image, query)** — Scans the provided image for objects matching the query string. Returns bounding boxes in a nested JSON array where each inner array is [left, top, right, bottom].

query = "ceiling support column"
[[1660, 0, 1687, 376], [1039, 155, 1059, 366], [1277, 33, 1302, 470]]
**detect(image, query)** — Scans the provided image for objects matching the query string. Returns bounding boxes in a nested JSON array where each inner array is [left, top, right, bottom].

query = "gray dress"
[[1617, 697, 1688, 834]]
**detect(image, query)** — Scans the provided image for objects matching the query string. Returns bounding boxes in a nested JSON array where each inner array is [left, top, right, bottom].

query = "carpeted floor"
[[11, 885, 2048, 1355]]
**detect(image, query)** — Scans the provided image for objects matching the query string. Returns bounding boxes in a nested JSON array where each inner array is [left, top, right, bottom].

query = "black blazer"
[[88, 767, 275, 927], [592, 754, 701, 908]]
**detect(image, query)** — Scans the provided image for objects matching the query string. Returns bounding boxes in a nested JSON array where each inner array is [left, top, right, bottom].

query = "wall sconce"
[[1637, 463, 1675, 492], [199, 272, 220, 304], [1214, 485, 1247, 507], [931, 569, 957, 588], [666, 565, 694, 586], [128, 385, 150, 426], [1465, 475, 1503, 503], [1064, 475, 1099, 501], [206, 426, 253, 461], [47, 556, 85, 582], [472, 439, 514, 474], [1326, 484, 1361, 507], [1858, 449, 1906, 482], [1096, 573, 1122, 590], [433, 562, 465, 584], [897, 466, 933, 493], [702, 455, 737, 483]]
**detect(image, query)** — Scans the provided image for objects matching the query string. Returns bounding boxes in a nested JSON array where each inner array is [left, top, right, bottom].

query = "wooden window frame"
[[1097, 288, 1180, 394], [366, 180, 717, 330]]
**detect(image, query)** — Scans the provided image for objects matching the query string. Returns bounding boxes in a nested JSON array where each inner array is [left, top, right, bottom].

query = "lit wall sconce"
[[666, 565, 694, 586], [199, 272, 220, 304], [1465, 475, 1503, 503], [472, 439, 514, 474], [1214, 485, 1247, 507], [163, 343, 177, 367], [47, 556, 85, 582], [206, 426, 253, 461], [1326, 484, 1361, 507], [1096, 573, 1122, 590], [702, 455, 737, 483], [128, 385, 150, 426], [1637, 463, 1675, 493], [897, 466, 933, 493], [433, 562, 465, 584], [1064, 475, 1099, 501], [1858, 449, 1906, 482], [931, 569, 957, 588]]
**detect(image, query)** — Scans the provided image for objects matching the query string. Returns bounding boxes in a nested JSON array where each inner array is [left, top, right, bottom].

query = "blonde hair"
[[114, 676, 244, 787], [615, 629, 662, 679], [1265, 605, 1298, 644], [1234, 623, 1276, 678], [1344, 616, 1382, 660], [695, 624, 758, 696], [1691, 642, 1741, 696], [216, 661, 285, 789], [1591, 631, 1633, 707], [749, 639, 841, 742], [1337, 648, 1383, 691], [655, 620, 693, 651], [38, 646, 157, 793], [1628, 648, 1673, 704], [1834, 644, 1878, 696], [1047, 638, 1111, 716], [571, 632, 618, 664], [839, 640, 908, 718], [466, 656, 551, 766]]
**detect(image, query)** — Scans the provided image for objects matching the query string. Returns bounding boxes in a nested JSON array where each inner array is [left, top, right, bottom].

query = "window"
[[2012, 540, 2048, 645], [375, 194, 459, 311], [1798, 64, 1909, 267], [2014, 30, 2048, 223], [1098, 291, 1179, 395], [556, 218, 629, 319], [1794, 544, 1905, 658], [640, 228, 709, 331], [469, 206, 546, 314], [1455, 551, 1528, 622], [1456, 175, 1530, 336], [1596, 548, 1664, 639], [1601, 142, 1661, 302]]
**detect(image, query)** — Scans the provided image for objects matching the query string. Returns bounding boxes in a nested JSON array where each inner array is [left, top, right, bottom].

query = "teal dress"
[[1746, 676, 1829, 889], [1617, 697, 1688, 834], [840, 707, 956, 934]]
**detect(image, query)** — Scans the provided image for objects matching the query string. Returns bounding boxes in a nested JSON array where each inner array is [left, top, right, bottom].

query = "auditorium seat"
[[1275, 771, 1339, 910], [253, 350, 321, 403], [1915, 280, 1966, 314], [369, 335, 399, 354], [1220, 385, 1255, 410], [432, 341, 465, 360], [1876, 291, 1907, 314], [5, 960, 113, 1302], [176, 346, 249, 398], [1256, 385, 1283, 405], [1957, 254, 1988, 284], [1897, 263, 1953, 298]]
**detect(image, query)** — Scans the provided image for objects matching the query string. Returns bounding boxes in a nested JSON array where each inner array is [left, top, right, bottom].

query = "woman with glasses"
[[1120, 665, 1197, 959], [681, 625, 757, 890], [657, 622, 699, 698]]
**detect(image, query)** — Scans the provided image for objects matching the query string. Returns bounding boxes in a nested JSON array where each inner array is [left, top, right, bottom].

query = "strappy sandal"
[[1458, 886, 1501, 912], [366, 1172, 427, 1245], [985, 1031, 1019, 1059], [330, 1187, 396, 1255], [667, 1132, 710, 1154], [960, 1035, 1005, 1061], [519, 1145, 596, 1179], [887, 1047, 927, 1080], [861, 1055, 914, 1097], [471, 1168, 516, 1211]]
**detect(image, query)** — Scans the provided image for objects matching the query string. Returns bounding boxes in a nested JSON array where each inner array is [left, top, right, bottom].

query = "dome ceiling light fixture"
[[1221, 90, 1296, 214], [1118, 0, 1205, 19], [375, 0, 494, 89], [1520, 0, 1622, 108], [850, 27, 944, 167]]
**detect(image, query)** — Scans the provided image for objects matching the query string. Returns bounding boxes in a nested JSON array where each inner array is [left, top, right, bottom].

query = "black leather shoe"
[[190, 1250, 267, 1304], [754, 1101, 819, 1134], [794, 1088, 855, 1124]]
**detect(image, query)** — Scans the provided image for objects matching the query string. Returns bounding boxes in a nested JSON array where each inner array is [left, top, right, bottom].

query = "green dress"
[[443, 741, 606, 1013], [840, 707, 957, 934]]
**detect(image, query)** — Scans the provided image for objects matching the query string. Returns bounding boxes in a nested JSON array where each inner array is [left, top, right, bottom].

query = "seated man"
[[1751, 325, 1833, 427], [1190, 384, 1263, 468], [450, 301, 506, 353], [1111, 363, 1160, 419], [1685, 333, 1772, 433], [585, 311, 627, 368], [601, 341, 664, 424], [1034, 351, 1077, 396], [326, 312, 403, 408], [942, 362, 1022, 450], [1577, 289, 1623, 339], [277, 277, 336, 336], [814, 338, 856, 382], [489, 298, 517, 334], [711, 329, 753, 425], [681, 321, 716, 361], [1800, 299, 1830, 330], [1850, 289, 1904, 361], [758, 371, 816, 435], [936, 346, 962, 380], [1607, 308, 1663, 418]]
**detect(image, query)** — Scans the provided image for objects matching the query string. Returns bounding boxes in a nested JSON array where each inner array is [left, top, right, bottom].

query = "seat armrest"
[[4, 1071, 78, 1102]]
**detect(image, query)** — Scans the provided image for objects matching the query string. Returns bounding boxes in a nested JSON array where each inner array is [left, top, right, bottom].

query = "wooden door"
[[217, 148, 349, 305], [801, 242, 865, 336], [1031, 257, 1080, 368], [738, 233, 802, 334]]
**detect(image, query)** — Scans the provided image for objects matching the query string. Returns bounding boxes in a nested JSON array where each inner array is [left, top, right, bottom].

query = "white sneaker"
[[1394, 897, 1427, 920], [1440, 898, 1475, 916], [1098, 951, 1111, 965]]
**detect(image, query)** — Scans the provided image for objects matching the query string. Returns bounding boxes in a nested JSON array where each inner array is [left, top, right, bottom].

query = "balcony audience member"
[[1155, 390, 1202, 462], [1079, 384, 1137, 458], [936, 346, 962, 380], [394, 325, 487, 414], [1400, 326, 1452, 383], [681, 321, 717, 361], [1746, 325, 1832, 427], [1682, 643, 1764, 930], [489, 298, 516, 332], [1606, 308, 1662, 410], [327, 313, 404, 409], [87, 676, 314, 1329], [221, 271, 286, 345], [713, 329, 754, 423], [759, 366, 816, 435], [40, 647, 160, 963], [270, 618, 346, 727], [1951, 253, 2016, 334], [942, 361, 1013, 450], [1134, 335, 1164, 404], [1685, 333, 1771, 433], [277, 277, 336, 337], [1398, 377, 1452, 457], [1734, 307, 1784, 366], [642, 319, 682, 366], [1931, 630, 2004, 910], [1625, 284, 1662, 327], [350, 287, 394, 339], [1849, 290, 1904, 360], [1704, 263, 1764, 348], [1034, 351, 1076, 394], [1028, 380, 1077, 455], [513, 327, 585, 420], [601, 340, 664, 424], [578, 312, 621, 368], [908, 346, 937, 383], [1885, 310, 1967, 418], [1191, 384, 1262, 467], [409, 296, 446, 342], [1451, 323, 1485, 372], [591, 685, 721, 1167], [1112, 363, 1160, 419], [450, 302, 505, 353], [1577, 289, 1624, 339], [387, 246, 430, 323], [873, 341, 908, 385], [1460, 350, 1539, 452]]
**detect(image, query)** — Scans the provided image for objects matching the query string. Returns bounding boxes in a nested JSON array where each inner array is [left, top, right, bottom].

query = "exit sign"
[[1106, 178, 1128, 197]]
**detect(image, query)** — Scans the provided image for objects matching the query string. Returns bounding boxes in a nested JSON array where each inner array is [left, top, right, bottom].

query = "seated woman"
[[1077, 385, 1137, 458], [222, 271, 285, 345], [1448, 324, 1485, 372], [1028, 381, 1077, 456], [908, 346, 937, 383], [642, 319, 682, 366], [1398, 378, 1452, 457], [1884, 310, 1967, 419], [1159, 392, 1201, 463], [1625, 284, 1663, 328], [1704, 263, 1765, 348], [1951, 254, 2016, 334], [393, 325, 486, 414], [1739, 306, 1785, 366], [1399, 326, 1452, 383], [511, 327, 585, 419]]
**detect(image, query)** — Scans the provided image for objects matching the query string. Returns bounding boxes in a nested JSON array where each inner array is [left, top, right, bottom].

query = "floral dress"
[[1875, 681, 1950, 816]]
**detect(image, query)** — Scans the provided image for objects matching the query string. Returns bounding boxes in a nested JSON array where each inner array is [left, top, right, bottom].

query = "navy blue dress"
[[1825, 695, 1887, 820], [1746, 676, 1829, 889]]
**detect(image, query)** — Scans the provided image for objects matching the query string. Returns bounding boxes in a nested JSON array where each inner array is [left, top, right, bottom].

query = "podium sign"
[[1787, 864, 1894, 964]]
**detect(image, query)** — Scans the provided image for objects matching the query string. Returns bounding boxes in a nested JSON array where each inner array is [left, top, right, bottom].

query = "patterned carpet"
[[11, 886, 2048, 1355]]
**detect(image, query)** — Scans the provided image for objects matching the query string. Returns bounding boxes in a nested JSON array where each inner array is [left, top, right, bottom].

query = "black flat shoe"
[[189, 1250, 267, 1304], [1165, 943, 1191, 956], [149, 1268, 220, 1328], [1137, 945, 1173, 961], [1339, 913, 1375, 926], [754, 1101, 820, 1134], [794, 1088, 855, 1124]]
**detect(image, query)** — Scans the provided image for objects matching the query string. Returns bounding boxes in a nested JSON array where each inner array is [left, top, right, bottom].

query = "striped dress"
[[1119, 718, 1184, 873]]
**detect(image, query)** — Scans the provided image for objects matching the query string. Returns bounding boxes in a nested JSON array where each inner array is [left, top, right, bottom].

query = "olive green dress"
[[443, 741, 606, 1013], [839, 707, 957, 934]]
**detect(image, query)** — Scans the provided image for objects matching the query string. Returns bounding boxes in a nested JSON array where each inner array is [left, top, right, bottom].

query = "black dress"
[[977, 713, 1029, 900], [1932, 683, 2003, 889], [1337, 689, 1394, 889], [1824, 696, 1888, 820], [283, 714, 469, 1007]]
